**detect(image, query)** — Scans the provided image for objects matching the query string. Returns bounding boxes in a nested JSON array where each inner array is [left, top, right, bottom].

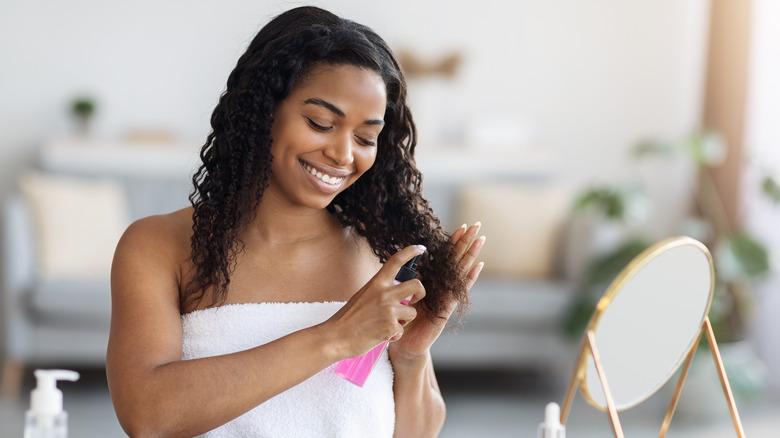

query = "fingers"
[[335, 246, 428, 355], [465, 261, 485, 290], [394, 279, 426, 305], [459, 235, 486, 277], [396, 304, 418, 327], [452, 222, 481, 260], [389, 301, 418, 342], [450, 223, 467, 244], [451, 222, 486, 280]]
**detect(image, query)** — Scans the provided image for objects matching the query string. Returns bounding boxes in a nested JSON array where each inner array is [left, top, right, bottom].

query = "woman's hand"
[[325, 245, 428, 360], [389, 222, 485, 362]]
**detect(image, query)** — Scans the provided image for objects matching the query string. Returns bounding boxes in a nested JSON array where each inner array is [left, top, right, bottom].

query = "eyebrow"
[[303, 98, 385, 126]]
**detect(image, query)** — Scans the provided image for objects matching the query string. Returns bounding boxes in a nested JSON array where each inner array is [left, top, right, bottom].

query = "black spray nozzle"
[[395, 254, 422, 283]]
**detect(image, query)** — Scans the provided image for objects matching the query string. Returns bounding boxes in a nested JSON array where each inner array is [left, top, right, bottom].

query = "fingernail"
[[460, 224, 467, 231], [416, 244, 427, 253], [473, 221, 482, 228], [478, 235, 486, 242], [476, 261, 485, 273]]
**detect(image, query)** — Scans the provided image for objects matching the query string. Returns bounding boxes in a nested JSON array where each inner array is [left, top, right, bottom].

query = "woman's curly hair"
[[185, 6, 468, 319]]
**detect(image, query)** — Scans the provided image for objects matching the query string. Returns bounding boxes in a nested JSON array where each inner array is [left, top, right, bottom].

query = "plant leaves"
[[761, 174, 780, 204], [685, 130, 727, 166], [716, 233, 770, 283], [726, 233, 770, 279]]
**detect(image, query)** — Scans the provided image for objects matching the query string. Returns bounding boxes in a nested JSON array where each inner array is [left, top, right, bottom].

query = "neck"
[[245, 190, 341, 247]]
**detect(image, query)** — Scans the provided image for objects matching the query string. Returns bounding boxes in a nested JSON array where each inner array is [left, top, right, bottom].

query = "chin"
[[295, 192, 341, 211]]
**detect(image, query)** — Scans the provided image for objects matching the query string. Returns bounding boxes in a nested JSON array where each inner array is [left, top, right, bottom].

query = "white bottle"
[[537, 402, 566, 438], [24, 369, 80, 438]]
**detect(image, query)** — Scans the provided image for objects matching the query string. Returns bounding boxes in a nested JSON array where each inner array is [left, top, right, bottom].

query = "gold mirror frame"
[[559, 236, 746, 437]]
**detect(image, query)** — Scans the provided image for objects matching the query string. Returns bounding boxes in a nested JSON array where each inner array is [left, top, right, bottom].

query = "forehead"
[[288, 64, 387, 114]]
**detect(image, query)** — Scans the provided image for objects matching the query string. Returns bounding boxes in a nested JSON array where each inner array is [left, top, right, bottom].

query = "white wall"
[[743, 0, 780, 392], [1, 0, 709, 219]]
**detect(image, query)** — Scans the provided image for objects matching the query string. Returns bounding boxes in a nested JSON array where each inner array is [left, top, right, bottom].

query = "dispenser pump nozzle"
[[538, 402, 566, 438], [31, 369, 80, 416]]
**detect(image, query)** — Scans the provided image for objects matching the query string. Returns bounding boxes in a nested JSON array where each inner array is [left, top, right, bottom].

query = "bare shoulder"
[[111, 207, 193, 305], [119, 208, 192, 253], [115, 208, 192, 267], [108, 208, 195, 386]]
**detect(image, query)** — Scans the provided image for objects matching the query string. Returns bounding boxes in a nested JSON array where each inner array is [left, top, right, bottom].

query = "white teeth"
[[301, 162, 344, 185]]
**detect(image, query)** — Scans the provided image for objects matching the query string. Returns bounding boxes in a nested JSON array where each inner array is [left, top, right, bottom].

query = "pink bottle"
[[335, 254, 422, 387]]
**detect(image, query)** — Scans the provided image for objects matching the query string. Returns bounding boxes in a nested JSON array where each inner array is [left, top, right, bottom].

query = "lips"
[[299, 160, 348, 185]]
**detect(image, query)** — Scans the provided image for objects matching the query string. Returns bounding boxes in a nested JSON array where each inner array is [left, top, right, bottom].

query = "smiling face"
[[267, 64, 387, 211]]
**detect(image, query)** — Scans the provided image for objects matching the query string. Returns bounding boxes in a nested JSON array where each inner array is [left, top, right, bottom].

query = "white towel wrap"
[[181, 301, 395, 437]]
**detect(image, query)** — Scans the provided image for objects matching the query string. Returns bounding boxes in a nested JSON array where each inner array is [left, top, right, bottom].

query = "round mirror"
[[580, 236, 714, 411]]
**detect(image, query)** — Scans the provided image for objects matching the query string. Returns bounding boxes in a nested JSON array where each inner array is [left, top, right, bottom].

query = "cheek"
[[270, 131, 315, 165], [355, 148, 377, 174]]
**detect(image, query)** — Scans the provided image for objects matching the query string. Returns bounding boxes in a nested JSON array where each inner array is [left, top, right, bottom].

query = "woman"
[[107, 6, 484, 437]]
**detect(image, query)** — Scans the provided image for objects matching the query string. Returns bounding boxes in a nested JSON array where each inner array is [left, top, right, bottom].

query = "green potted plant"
[[562, 129, 775, 407], [561, 184, 652, 338], [636, 130, 773, 342], [70, 96, 97, 134]]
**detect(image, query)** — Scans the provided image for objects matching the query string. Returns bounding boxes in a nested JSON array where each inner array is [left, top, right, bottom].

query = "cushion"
[[30, 280, 112, 325], [18, 171, 130, 282], [457, 181, 570, 278]]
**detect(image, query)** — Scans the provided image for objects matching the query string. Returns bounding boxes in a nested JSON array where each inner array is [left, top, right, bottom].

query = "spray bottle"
[[24, 369, 80, 438], [537, 402, 566, 438], [335, 254, 422, 386]]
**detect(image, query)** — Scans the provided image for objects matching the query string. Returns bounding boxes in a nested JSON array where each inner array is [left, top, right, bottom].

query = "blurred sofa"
[[2, 187, 117, 396], [1, 138, 576, 396], [417, 156, 576, 373], [0, 137, 194, 396]]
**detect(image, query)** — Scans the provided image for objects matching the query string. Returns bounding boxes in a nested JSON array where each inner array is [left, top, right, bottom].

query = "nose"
[[323, 133, 354, 166]]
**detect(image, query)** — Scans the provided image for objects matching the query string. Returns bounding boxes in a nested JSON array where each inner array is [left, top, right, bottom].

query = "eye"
[[354, 135, 376, 147], [306, 118, 333, 132]]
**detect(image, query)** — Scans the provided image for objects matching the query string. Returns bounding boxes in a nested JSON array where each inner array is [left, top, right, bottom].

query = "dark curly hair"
[[185, 6, 468, 319]]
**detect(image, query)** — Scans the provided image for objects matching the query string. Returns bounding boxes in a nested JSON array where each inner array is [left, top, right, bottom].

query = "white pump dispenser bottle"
[[537, 402, 566, 438], [24, 369, 80, 438]]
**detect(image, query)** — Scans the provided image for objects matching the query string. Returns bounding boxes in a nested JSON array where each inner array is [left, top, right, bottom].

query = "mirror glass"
[[580, 236, 714, 410]]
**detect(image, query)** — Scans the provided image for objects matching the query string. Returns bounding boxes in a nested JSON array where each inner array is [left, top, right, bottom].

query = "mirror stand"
[[659, 316, 745, 437], [559, 316, 746, 438], [560, 330, 625, 438]]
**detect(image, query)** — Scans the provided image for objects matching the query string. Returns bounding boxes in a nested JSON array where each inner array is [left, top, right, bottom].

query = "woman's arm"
[[107, 216, 426, 437], [390, 349, 447, 436], [106, 216, 347, 437], [390, 223, 485, 437]]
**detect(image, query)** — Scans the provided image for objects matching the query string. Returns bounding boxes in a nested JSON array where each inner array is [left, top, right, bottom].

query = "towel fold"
[[182, 302, 395, 437]]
